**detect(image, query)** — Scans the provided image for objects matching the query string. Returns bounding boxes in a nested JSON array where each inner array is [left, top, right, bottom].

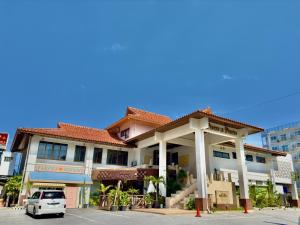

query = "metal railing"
[[98, 195, 146, 209]]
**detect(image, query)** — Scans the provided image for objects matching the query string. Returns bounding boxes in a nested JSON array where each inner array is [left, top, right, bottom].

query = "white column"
[[159, 140, 167, 197], [235, 138, 249, 199], [195, 129, 207, 199], [85, 145, 93, 176], [102, 148, 108, 165]]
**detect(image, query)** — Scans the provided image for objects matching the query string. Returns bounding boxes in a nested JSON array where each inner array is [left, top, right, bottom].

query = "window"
[[93, 148, 103, 164], [295, 130, 300, 136], [280, 134, 287, 141], [153, 150, 159, 165], [271, 136, 277, 142], [31, 192, 41, 199], [37, 141, 67, 161], [213, 150, 230, 159], [4, 157, 13, 162], [167, 152, 178, 165], [256, 156, 266, 163], [272, 146, 279, 150], [282, 145, 289, 152], [297, 143, 300, 147], [120, 128, 130, 139], [245, 154, 253, 162], [232, 152, 237, 159], [41, 191, 65, 199], [107, 150, 128, 166], [74, 145, 86, 162]]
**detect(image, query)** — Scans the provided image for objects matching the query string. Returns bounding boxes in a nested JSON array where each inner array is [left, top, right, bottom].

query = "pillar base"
[[195, 198, 208, 211], [291, 199, 300, 208], [239, 199, 252, 210]]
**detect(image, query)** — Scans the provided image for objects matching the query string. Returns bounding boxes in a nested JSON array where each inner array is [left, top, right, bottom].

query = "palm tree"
[[98, 183, 112, 208], [144, 176, 165, 207]]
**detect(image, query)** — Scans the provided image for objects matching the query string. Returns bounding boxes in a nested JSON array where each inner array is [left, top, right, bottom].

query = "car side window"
[[31, 192, 41, 199]]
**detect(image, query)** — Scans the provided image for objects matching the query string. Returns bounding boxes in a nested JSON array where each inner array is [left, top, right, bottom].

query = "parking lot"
[[0, 208, 299, 225]]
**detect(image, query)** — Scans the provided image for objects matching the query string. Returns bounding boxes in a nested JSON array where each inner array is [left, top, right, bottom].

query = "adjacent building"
[[11, 107, 300, 210], [0, 133, 15, 197], [261, 121, 300, 189]]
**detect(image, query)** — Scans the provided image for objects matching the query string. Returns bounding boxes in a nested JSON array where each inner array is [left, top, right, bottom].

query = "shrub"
[[186, 197, 195, 210]]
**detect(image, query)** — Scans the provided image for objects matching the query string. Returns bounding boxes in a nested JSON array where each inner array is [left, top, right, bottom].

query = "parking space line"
[[96, 210, 131, 218], [67, 212, 98, 224]]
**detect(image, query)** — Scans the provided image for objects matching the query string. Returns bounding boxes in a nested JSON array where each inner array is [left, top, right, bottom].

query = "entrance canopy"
[[29, 172, 93, 184]]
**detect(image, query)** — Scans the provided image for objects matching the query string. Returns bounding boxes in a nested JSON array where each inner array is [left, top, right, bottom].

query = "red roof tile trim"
[[17, 122, 131, 148]]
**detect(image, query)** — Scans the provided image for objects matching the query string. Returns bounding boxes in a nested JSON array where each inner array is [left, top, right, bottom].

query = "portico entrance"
[[128, 110, 263, 211]]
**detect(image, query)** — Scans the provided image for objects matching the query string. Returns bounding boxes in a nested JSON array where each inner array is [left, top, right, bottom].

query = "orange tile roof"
[[106, 106, 172, 129], [17, 122, 131, 148], [126, 107, 172, 125]]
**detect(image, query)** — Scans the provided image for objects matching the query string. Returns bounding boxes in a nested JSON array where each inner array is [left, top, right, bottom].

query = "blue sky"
[[1, 0, 300, 148]]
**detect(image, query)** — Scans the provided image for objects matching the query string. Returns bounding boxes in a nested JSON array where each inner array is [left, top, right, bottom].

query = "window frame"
[[256, 156, 266, 163], [106, 150, 128, 166], [245, 154, 253, 162], [213, 150, 230, 159], [120, 128, 130, 139], [93, 148, 103, 164], [74, 145, 86, 162], [37, 141, 68, 161]]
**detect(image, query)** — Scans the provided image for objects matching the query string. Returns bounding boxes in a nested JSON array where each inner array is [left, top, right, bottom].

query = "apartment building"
[[261, 121, 300, 189]]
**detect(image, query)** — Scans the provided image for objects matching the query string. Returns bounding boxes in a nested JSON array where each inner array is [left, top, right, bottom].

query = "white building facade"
[[11, 107, 300, 209], [261, 121, 300, 190]]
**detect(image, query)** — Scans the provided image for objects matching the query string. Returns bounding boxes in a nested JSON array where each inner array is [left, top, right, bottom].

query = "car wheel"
[[59, 213, 64, 218]]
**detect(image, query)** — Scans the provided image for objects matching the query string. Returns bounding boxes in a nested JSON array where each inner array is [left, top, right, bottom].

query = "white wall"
[[0, 151, 14, 176]]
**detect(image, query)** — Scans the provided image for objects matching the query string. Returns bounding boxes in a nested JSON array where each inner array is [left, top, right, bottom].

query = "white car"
[[26, 190, 66, 218]]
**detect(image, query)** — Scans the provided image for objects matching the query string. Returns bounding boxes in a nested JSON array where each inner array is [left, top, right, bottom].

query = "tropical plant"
[[119, 191, 130, 206], [144, 176, 165, 206], [98, 183, 112, 207], [108, 188, 121, 206], [127, 188, 139, 206], [186, 197, 195, 210], [249, 180, 283, 208], [144, 193, 153, 205], [4, 175, 22, 205], [177, 169, 187, 184]]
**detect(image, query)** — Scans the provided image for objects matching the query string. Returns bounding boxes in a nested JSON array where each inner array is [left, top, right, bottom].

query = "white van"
[[26, 190, 66, 218]]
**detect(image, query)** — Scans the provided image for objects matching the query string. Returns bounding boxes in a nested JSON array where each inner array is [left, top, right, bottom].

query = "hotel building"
[[11, 107, 299, 210]]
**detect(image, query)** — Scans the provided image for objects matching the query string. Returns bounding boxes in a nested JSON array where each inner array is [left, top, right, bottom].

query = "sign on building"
[[0, 133, 9, 150]]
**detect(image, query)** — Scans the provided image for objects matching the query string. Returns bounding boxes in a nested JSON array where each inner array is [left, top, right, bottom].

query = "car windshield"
[[41, 191, 65, 199]]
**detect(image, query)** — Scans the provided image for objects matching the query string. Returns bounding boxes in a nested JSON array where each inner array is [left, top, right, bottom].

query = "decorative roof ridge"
[[57, 122, 106, 132], [126, 106, 172, 119]]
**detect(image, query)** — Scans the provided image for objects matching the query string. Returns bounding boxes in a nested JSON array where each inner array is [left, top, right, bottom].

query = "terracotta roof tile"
[[126, 106, 172, 125], [18, 122, 131, 147]]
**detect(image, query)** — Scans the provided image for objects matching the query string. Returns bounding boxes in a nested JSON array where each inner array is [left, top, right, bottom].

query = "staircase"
[[165, 178, 197, 209]]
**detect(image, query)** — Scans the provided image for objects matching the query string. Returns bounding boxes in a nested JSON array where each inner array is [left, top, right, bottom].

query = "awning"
[[32, 183, 66, 188], [29, 172, 93, 184]]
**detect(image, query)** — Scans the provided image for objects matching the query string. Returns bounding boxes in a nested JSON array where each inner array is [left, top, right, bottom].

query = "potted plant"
[[119, 191, 129, 211], [144, 193, 153, 208], [127, 188, 139, 209], [108, 189, 119, 211], [144, 176, 165, 208]]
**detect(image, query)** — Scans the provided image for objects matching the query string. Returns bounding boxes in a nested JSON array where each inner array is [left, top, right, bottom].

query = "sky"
[[1, 0, 300, 149]]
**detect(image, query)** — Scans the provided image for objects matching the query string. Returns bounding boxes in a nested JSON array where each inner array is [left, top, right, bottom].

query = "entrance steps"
[[166, 179, 197, 209]]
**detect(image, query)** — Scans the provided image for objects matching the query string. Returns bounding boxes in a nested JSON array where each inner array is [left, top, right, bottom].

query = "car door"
[[28, 192, 40, 213]]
